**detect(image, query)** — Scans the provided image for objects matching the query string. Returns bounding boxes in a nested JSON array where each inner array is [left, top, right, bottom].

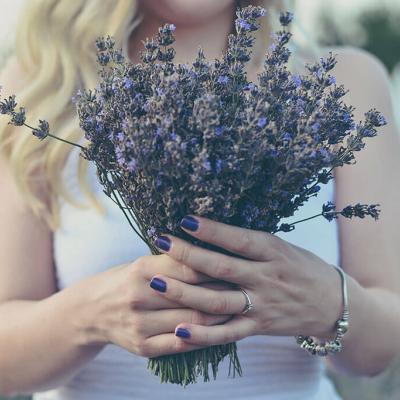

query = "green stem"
[[23, 122, 85, 150], [288, 212, 323, 226]]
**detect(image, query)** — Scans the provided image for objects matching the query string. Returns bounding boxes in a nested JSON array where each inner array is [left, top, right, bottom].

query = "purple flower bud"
[[282, 132, 292, 141], [203, 160, 211, 171], [238, 19, 252, 31], [32, 119, 49, 140], [147, 227, 157, 237], [127, 159, 137, 172], [123, 78, 134, 89], [257, 117, 268, 128], [343, 112, 352, 122], [215, 126, 224, 136], [216, 159, 223, 173], [311, 122, 320, 133], [115, 144, 127, 166], [258, 8, 267, 17], [217, 75, 229, 85], [292, 74, 302, 87], [279, 11, 294, 26], [327, 76, 336, 85], [244, 83, 256, 91]]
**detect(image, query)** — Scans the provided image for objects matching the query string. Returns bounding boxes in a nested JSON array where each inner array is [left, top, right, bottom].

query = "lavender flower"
[[32, 119, 50, 140]]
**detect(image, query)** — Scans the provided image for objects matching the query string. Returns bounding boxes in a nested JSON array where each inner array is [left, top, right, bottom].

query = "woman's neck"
[[127, 4, 236, 65]]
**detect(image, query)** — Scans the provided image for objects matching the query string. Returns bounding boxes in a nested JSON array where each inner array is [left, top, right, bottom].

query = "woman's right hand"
[[76, 254, 234, 358]]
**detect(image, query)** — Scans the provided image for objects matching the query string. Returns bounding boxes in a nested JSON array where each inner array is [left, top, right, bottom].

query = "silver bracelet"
[[294, 264, 349, 356]]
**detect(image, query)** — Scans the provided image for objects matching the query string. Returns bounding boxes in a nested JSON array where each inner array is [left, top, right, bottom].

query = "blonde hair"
[[0, 0, 309, 230]]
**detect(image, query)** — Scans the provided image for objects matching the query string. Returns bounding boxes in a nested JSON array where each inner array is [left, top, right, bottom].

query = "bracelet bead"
[[294, 265, 349, 357]]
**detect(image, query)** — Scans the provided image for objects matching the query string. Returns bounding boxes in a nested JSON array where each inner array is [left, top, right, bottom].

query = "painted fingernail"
[[150, 277, 167, 292], [155, 236, 171, 252], [175, 327, 191, 338], [180, 216, 199, 232]]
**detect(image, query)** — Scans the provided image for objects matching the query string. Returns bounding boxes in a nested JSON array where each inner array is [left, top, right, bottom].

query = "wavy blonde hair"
[[0, 0, 304, 230]]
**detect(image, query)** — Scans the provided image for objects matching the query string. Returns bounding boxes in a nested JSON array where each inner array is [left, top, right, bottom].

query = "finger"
[[130, 274, 236, 311], [154, 235, 257, 286], [142, 317, 256, 358], [139, 308, 232, 337], [173, 315, 257, 346], [138, 254, 216, 284], [141, 332, 209, 358], [149, 275, 247, 315], [179, 215, 280, 261]]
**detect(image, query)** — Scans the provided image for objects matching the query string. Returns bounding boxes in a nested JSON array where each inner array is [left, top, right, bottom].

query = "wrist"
[[314, 264, 344, 341], [66, 275, 110, 347]]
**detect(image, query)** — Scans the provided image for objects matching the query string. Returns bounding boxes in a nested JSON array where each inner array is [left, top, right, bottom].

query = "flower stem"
[[23, 122, 85, 150], [147, 342, 241, 386]]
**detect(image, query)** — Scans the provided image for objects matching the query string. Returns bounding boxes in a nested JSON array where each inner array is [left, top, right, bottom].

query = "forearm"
[[325, 275, 400, 377], [0, 280, 106, 397]]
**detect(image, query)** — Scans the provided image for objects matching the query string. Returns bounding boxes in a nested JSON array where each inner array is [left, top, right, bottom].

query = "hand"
[[77, 254, 233, 358], [150, 215, 343, 347]]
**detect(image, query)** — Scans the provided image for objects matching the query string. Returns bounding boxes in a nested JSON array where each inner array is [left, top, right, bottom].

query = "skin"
[[1, 0, 400, 396]]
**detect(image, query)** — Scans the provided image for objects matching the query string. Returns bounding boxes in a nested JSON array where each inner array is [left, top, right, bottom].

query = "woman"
[[0, 0, 399, 399]]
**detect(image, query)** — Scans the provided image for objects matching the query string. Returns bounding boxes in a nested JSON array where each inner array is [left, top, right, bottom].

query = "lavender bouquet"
[[1, 5, 385, 386]]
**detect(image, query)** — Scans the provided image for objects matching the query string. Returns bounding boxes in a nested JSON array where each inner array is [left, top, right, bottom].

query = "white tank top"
[[31, 139, 343, 399]]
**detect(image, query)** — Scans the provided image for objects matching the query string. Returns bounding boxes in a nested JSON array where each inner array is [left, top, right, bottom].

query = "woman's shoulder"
[[319, 45, 392, 95]]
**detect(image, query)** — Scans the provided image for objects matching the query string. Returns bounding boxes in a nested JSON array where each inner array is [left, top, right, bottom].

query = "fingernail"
[[155, 235, 171, 251], [180, 216, 199, 232], [175, 327, 191, 338], [150, 277, 167, 292]]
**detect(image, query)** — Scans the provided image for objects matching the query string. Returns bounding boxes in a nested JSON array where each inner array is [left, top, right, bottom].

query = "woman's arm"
[[0, 61, 106, 395], [0, 151, 106, 396], [325, 47, 400, 376], [0, 293, 106, 396]]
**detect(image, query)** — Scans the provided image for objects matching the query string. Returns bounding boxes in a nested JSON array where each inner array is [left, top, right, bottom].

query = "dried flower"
[[32, 120, 50, 140]]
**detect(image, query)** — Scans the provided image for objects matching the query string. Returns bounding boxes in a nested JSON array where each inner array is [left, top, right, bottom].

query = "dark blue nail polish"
[[155, 236, 171, 251], [150, 277, 167, 293], [175, 327, 191, 338], [180, 216, 199, 232]]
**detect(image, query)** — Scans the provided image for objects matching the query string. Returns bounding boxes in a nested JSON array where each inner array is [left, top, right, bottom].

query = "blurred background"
[[0, 0, 399, 399]]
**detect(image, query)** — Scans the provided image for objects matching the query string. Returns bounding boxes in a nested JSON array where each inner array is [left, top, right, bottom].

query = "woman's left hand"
[[150, 215, 343, 347]]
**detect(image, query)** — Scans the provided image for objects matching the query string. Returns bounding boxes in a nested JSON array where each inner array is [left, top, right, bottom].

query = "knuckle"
[[134, 339, 152, 358], [207, 225, 219, 243], [210, 296, 228, 314], [179, 243, 193, 265], [130, 314, 146, 337], [126, 263, 140, 282], [271, 235, 288, 255], [180, 262, 200, 284], [128, 256, 151, 279], [169, 283, 184, 303], [214, 258, 234, 280], [190, 310, 207, 325], [157, 253, 171, 267], [260, 309, 275, 335], [223, 330, 237, 343], [135, 255, 152, 269], [127, 291, 146, 310], [174, 337, 190, 353], [236, 229, 254, 253]]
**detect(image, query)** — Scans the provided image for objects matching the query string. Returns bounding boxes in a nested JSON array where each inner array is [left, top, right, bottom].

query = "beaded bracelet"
[[294, 264, 349, 357]]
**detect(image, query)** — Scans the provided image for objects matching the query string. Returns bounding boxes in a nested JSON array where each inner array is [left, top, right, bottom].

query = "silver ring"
[[239, 287, 254, 314]]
